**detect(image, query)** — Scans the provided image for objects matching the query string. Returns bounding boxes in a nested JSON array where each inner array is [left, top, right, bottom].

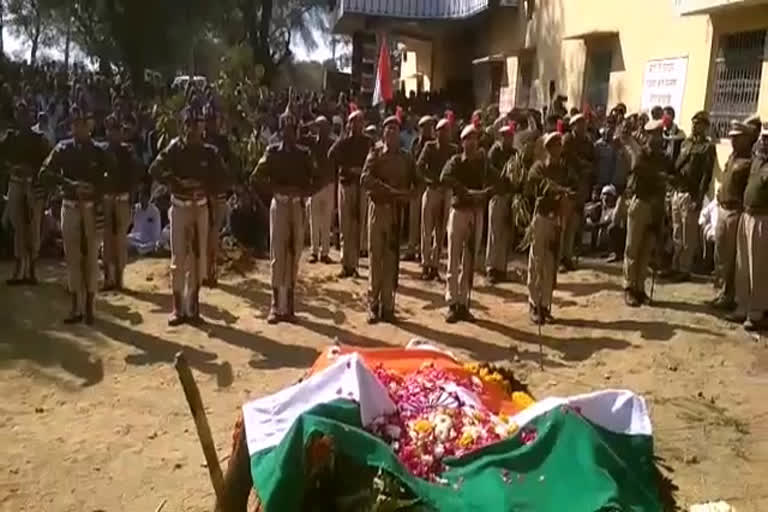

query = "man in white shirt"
[[127, 187, 162, 256]]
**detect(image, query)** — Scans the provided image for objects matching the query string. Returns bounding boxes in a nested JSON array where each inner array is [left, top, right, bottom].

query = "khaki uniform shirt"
[[674, 136, 716, 202], [148, 137, 224, 201], [1, 128, 51, 200], [440, 152, 490, 209], [328, 134, 372, 185], [251, 142, 314, 196], [361, 145, 419, 204], [744, 154, 768, 213], [717, 153, 752, 208], [417, 140, 458, 186], [103, 142, 144, 196], [39, 138, 113, 201]]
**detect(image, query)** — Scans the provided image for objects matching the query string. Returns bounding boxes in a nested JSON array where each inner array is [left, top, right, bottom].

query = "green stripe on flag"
[[250, 400, 661, 512]]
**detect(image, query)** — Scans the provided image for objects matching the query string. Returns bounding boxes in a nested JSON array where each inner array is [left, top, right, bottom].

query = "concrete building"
[[331, 0, 767, 131], [331, 0, 767, 179]]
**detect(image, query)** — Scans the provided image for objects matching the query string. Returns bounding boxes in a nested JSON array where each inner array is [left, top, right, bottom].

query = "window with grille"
[[709, 29, 767, 138]]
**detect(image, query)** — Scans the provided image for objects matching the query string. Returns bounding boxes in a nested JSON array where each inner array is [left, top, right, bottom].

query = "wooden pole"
[[174, 352, 227, 508]]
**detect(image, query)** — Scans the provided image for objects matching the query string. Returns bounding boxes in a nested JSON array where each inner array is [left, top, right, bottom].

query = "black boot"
[[267, 288, 280, 324], [64, 293, 83, 324], [445, 304, 460, 324], [168, 292, 185, 326], [25, 260, 38, 285], [285, 288, 297, 323], [84, 293, 95, 325], [529, 304, 542, 325], [459, 304, 476, 323], [624, 289, 640, 307], [6, 259, 24, 286], [188, 288, 203, 325], [115, 269, 124, 291], [367, 304, 380, 324]]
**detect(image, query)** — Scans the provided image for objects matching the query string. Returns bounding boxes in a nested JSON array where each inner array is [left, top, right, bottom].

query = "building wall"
[[426, 0, 768, 193], [398, 36, 433, 95]]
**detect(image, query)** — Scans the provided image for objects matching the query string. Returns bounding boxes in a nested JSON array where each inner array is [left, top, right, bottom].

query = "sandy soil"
[[1, 251, 767, 512]]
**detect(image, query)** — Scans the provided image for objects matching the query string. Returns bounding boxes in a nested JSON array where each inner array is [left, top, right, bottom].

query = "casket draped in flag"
[[242, 344, 661, 511]]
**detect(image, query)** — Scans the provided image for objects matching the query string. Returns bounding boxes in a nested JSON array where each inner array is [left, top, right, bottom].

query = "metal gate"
[[709, 29, 767, 138]]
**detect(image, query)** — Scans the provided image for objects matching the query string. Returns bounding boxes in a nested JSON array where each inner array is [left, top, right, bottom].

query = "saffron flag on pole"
[[242, 345, 663, 512], [372, 33, 393, 106]]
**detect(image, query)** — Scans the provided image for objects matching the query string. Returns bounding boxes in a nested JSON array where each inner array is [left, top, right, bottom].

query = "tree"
[[225, 0, 329, 85], [56, 0, 217, 81], [5, 0, 60, 65], [1, 0, 6, 56]]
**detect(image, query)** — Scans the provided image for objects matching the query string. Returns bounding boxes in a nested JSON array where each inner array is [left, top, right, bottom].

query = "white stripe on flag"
[[242, 353, 396, 455]]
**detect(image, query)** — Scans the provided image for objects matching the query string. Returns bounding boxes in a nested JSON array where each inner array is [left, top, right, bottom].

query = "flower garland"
[[368, 363, 531, 482]]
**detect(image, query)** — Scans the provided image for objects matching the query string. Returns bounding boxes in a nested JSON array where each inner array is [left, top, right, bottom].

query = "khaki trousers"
[[8, 181, 43, 271], [338, 183, 361, 270], [560, 198, 583, 262], [62, 201, 101, 314], [360, 192, 369, 253], [170, 201, 209, 313], [421, 186, 451, 268], [623, 197, 657, 293], [714, 206, 741, 303], [309, 182, 334, 257], [527, 214, 558, 309], [445, 207, 484, 307], [486, 194, 510, 272], [368, 202, 399, 313], [671, 191, 700, 274], [735, 213, 768, 320], [102, 195, 131, 285], [406, 185, 423, 254], [206, 198, 229, 280], [270, 197, 304, 314]]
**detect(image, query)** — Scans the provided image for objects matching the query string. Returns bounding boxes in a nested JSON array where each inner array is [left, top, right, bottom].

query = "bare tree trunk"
[[30, 21, 41, 66], [0, 1, 5, 57], [64, 9, 72, 72]]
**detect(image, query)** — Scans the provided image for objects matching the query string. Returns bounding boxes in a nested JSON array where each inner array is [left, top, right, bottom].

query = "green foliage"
[[215, 44, 266, 180]]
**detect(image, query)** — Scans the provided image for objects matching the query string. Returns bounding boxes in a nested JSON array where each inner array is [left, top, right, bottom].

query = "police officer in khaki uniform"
[[417, 118, 457, 281], [561, 113, 595, 271], [441, 124, 494, 323], [732, 125, 768, 331], [669, 111, 716, 282], [710, 121, 753, 311], [328, 110, 372, 277], [623, 119, 674, 307], [361, 115, 419, 324], [307, 116, 336, 264], [39, 106, 112, 324], [485, 123, 517, 284], [525, 132, 572, 324], [102, 114, 143, 291], [251, 107, 315, 324], [403, 116, 434, 261], [203, 105, 235, 287], [1, 100, 50, 285], [149, 107, 224, 326]]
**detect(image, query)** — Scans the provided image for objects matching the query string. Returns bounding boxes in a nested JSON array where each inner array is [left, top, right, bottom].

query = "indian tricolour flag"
[[242, 345, 662, 511]]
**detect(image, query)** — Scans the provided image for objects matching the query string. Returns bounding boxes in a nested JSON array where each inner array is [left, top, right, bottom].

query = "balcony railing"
[[337, 0, 492, 19]]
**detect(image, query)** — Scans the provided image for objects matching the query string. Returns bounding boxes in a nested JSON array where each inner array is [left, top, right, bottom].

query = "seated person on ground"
[[584, 185, 625, 261], [127, 187, 162, 256]]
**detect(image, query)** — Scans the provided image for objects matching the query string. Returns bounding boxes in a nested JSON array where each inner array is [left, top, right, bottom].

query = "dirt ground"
[[1, 251, 767, 512]]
